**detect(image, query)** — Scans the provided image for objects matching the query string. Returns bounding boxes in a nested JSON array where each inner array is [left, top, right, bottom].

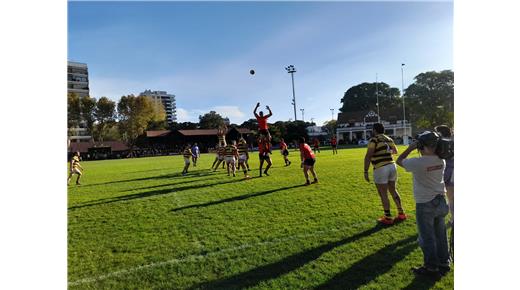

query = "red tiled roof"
[[146, 130, 171, 137], [69, 141, 131, 153]]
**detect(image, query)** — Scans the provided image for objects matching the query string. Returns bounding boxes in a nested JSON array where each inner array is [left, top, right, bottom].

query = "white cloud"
[[212, 106, 245, 120]]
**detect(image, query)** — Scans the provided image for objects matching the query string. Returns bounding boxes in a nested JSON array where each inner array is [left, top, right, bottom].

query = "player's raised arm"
[[253, 102, 260, 118], [265, 105, 273, 118]]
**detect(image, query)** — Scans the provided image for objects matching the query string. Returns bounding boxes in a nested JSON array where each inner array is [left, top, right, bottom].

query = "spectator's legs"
[[416, 200, 440, 270], [434, 198, 450, 267]]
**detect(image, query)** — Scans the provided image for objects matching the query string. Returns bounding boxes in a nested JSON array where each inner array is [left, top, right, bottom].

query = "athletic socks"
[[384, 210, 392, 218]]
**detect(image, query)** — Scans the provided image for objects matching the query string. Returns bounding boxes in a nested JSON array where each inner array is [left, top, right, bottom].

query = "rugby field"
[[68, 147, 454, 289]]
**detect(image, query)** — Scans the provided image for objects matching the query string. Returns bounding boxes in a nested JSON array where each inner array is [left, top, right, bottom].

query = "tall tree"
[[198, 111, 225, 129], [240, 118, 258, 131], [80, 95, 97, 138], [323, 119, 337, 136], [340, 82, 401, 113], [94, 96, 116, 142], [117, 95, 166, 151], [146, 99, 168, 130], [405, 70, 454, 129], [67, 93, 81, 134]]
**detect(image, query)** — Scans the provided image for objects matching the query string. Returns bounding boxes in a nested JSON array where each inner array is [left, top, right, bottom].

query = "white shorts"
[[184, 157, 191, 165], [225, 156, 236, 164], [238, 154, 247, 162], [373, 163, 397, 184], [70, 168, 82, 175], [218, 156, 224, 161]]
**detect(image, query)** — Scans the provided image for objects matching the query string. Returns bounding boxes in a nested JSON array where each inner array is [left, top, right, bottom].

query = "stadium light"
[[330, 108, 334, 120], [375, 73, 381, 123], [285, 65, 297, 121], [401, 63, 408, 145], [300, 108, 305, 122]]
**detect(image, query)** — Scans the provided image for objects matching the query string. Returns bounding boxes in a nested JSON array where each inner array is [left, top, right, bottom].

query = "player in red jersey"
[[331, 136, 338, 155], [254, 102, 273, 138], [280, 138, 291, 166], [299, 137, 318, 185], [258, 135, 272, 177], [313, 138, 321, 153]]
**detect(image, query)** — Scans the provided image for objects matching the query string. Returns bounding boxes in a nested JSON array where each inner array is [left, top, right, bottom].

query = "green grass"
[[68, 147, 453, 289]]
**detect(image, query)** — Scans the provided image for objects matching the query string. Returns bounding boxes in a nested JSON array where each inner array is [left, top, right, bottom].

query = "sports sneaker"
[[412, 266, 441, 279], [311, 179, 318, 184], [264, 171, 269, 176], [304, 180, 311, 186], [395, 213, 407, 221], [438, 265, 451, 276], [377, 216, 394, 225]]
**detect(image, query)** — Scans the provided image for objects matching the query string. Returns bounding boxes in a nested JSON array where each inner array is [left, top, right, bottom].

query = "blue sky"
[[68, 1, 453, 125]]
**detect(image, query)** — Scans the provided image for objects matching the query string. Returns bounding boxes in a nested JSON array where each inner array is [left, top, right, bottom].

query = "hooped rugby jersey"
[[368, 134, 396, 169]]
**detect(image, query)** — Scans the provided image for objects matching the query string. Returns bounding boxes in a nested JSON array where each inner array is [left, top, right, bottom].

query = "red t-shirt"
[[256, 116, 269, 130], [280, 142, 287, 150], [258, 140, 270, 154], [331, 138, 337, 145], [299, 143, 315, 159], [313, 139, 320, 146]]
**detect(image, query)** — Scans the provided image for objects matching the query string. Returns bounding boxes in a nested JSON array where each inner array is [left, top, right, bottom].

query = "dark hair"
[[417, 131, 440, 150], [298, 137, 305, 143], [435, 125, 452, 138], [373, 123, 385, 134]]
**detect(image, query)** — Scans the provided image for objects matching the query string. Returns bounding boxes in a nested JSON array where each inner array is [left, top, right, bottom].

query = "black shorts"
[[332, 144, 337, 148], [282, 149, 289, 156], [259, 152, 270, 161], [303, 158, 316, 166]]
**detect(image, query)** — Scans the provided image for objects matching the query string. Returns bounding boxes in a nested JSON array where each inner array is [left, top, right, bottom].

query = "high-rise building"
[[139, 90, 177, 124], [67, 61, 89, 97]]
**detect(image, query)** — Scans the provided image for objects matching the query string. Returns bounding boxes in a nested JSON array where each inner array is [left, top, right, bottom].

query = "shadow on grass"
[[79, 169, 214, 187], [68, 176, 248, 211], [189, 224, 388, 290], [401, 271, 441, 290], [171, 183, 303, 213], [119, 175, 221, 192], [315, 235, 418, 290]]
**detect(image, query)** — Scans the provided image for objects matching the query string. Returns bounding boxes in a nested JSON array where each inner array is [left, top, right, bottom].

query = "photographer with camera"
[[396, 131, 450, 278], [435, 125, 454, 225]]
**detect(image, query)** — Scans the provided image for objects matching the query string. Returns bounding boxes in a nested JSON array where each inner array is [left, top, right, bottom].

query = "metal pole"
[[330, 108, 334, 120], [376, 73, 380, 123], [401, 64, 407, 144], [300, 108, 305, 122], [291, 72, 297, 121]]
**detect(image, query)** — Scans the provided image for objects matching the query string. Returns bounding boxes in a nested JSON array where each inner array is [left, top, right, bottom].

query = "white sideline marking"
[[69, 221, 374, 286]]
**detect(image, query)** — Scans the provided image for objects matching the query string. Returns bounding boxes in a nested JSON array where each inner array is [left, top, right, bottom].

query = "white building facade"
[[139, 90, 177, 125], [336, 110, 412, 144]]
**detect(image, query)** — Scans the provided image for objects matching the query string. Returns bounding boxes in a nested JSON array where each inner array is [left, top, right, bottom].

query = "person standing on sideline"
[[396, 131, 450, 278], [364, 123, 406, 225], [191, 143, 200, 167], [331, 136, 338, 155], [68, 151, 83, 185], [182, 145, 192, 176], [280, 138, 291, 166], [435, 125, 454, 225], [299, 137, 318, 185]]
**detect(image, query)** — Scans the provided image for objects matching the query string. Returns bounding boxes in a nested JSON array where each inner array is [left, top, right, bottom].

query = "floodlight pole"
[[376, 73, 380, 123], [330, 108, 334, 120], [286, 65, 297, 121], [300, 108, 305, 122], [401, 64, 408, 145]]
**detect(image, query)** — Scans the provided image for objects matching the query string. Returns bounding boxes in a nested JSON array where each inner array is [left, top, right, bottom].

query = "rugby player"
[[298, 137, 318, 185], [280, 138, 291, 166], [313, 138, 321, 153], [191, 143, 200, 167], [237, 137, 251, 178], [217, 124, 227, 146], [182, 145, 192, 176], [213, 144, 226, 171], [364, 123, 406, 225], [253, 102, 273, 138], [331, 136, 338, 155], [67, 151, 84, 185], [258, 135, 272, 177], [224, 140, 239, 177]]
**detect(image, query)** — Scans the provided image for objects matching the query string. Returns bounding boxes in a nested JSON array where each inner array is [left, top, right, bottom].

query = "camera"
[[416, 131, 454, 159]]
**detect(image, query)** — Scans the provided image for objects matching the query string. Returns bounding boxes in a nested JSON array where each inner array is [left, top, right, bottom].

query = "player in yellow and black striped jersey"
[[68, 151, 84, 185], [364, 123, 406, 225], [212, 145, 227, 171], [224, 141, 239, 177], [182, 145, 192, 175], [237, 138, 251, 178]]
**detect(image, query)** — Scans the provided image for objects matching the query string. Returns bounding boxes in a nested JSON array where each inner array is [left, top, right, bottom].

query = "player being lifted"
[[254, 102, 273, 138], [182, 144, 193, 176], [331, 136, 338, 155], [280, 138, 291, 166], [224, 140, 239, 177], [258, 135, 272, 177], [299, 137, 319, 185], [67, 151, 84, 185], [237, 137, 251, 178], [217, 124, 227, 146]]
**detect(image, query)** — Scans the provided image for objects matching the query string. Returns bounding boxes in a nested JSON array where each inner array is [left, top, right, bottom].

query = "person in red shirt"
[[258, 135, 272, 176], [299, 137, 318, 185], [280, 138, 291, 166], [331, 136, 338, 155], [254, 102, 273, 138], [313, 138, 321, 153]]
